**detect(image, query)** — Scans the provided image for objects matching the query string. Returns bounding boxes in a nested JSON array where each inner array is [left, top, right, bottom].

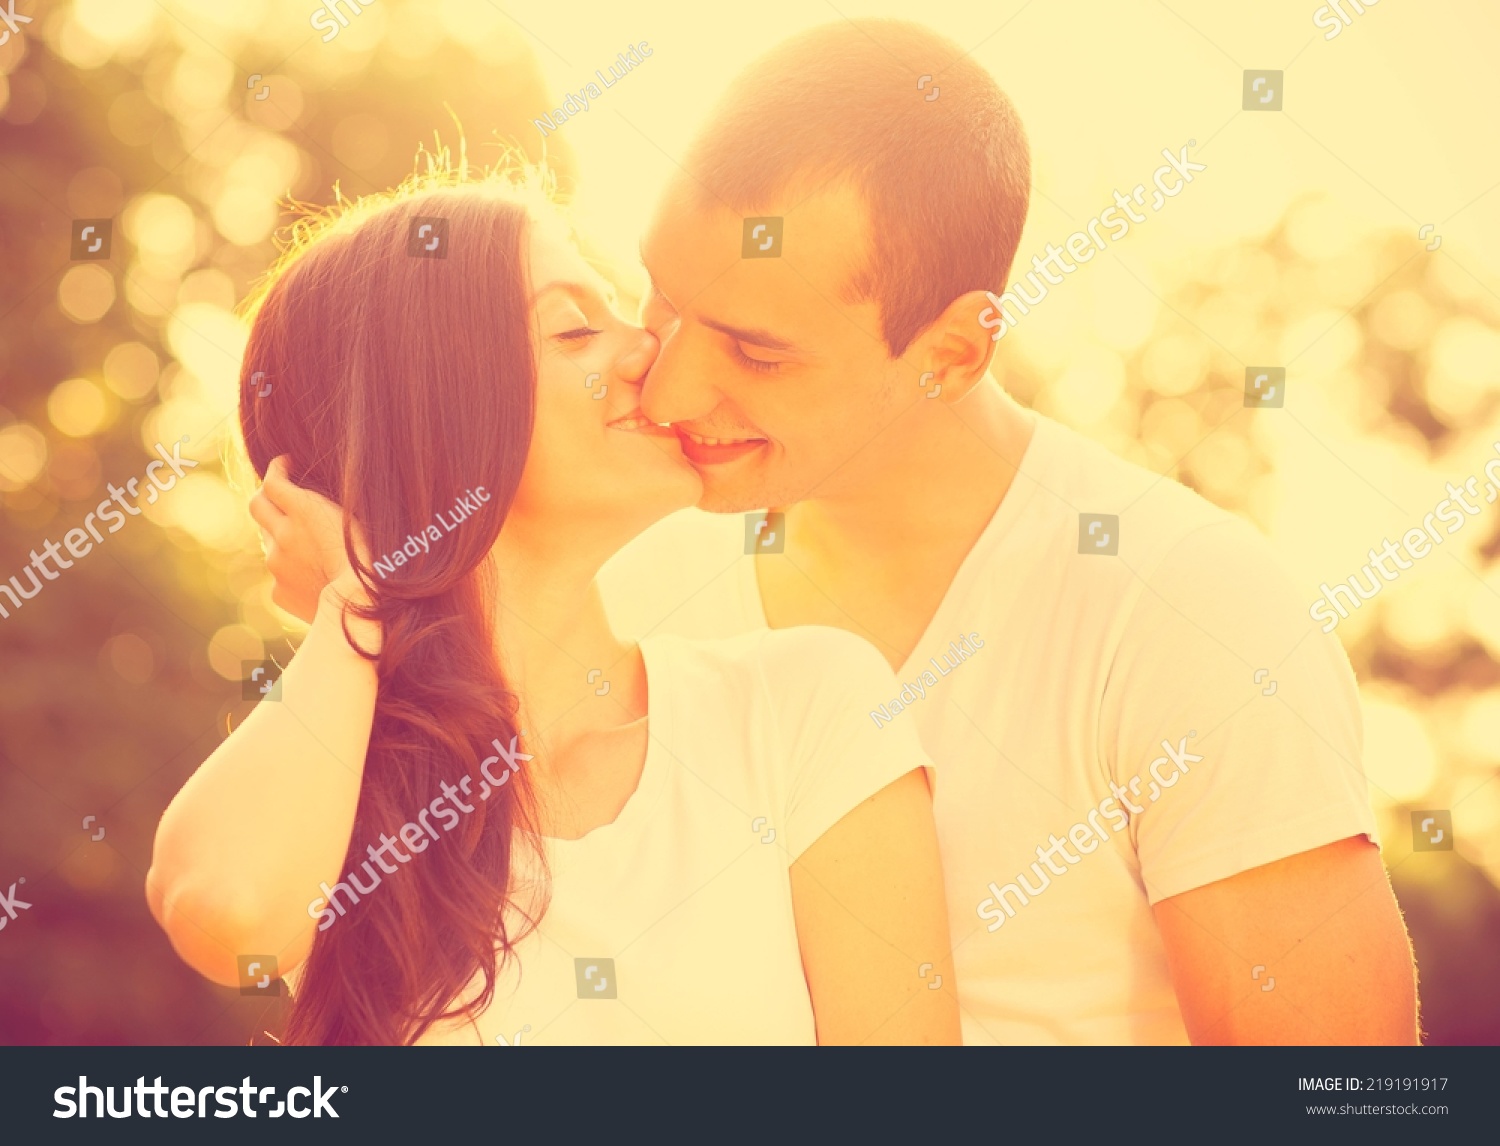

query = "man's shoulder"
[[1022, 420, 1330, 675], [968, 414, 1291, 609], [1031, 414, 1248, 573]]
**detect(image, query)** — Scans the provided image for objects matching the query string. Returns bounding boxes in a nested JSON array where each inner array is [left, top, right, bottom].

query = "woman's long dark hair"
[[238, 170, 549, 1044]]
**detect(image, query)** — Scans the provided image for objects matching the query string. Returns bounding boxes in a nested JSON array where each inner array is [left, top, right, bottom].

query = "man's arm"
[[1152, 835, 1418, 1044]]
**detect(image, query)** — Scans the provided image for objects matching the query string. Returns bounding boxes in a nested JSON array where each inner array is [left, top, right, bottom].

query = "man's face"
[[638, 178, 906, 513]]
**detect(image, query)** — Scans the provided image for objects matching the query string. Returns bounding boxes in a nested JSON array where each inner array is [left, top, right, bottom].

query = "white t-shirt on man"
[[417, 626, 930, 1045], [597, 405, 1379, 1045]]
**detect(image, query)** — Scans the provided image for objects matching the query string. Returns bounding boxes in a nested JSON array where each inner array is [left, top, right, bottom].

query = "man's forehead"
[[645, 176, 873, 297]]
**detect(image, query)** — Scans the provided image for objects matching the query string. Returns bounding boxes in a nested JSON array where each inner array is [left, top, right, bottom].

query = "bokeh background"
[[2, 0, 1497, 1044]]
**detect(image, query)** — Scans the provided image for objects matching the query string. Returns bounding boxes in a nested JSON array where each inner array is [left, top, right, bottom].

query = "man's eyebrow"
[[699, 316, 797, 352]]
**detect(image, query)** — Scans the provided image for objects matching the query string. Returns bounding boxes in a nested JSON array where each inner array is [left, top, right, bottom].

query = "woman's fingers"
[[262, 455, 333, 516], [263, 455, 346, 525], [247, 486, 286, 536], [259, 455, 308, 516], [254, 454, 361, 587]]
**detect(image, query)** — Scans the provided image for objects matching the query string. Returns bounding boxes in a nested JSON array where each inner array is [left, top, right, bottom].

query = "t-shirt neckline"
[[536, 636, 673, 851]]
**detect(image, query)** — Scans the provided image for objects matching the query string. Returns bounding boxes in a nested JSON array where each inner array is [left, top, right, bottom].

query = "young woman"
[[146, 169, 959, 1045]]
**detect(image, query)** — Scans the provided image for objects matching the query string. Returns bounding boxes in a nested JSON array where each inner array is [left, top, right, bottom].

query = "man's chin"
[[694, 480, 801, 516]]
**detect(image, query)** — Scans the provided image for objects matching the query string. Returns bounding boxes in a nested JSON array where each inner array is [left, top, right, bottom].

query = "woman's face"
[[506, 216, 701, 550]]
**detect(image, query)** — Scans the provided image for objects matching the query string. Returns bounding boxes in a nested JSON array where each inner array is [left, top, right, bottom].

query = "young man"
[[600, 19, 1417, 1043]]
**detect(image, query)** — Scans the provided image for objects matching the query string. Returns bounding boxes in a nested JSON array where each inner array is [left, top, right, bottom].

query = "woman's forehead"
[[528, 220, 612, 302]]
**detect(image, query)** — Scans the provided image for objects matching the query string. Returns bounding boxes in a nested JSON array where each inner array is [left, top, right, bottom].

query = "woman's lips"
[[605, 411, 676, 438], [672, 426, 768, 465]]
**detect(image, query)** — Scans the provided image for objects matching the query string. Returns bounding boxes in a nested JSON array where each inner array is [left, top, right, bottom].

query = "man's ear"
[[909, 289, 1001, 404]]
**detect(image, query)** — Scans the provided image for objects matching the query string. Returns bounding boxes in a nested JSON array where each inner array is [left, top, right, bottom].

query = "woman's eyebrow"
[[534, 277, 618, 308], [533, 280, 590, 300]]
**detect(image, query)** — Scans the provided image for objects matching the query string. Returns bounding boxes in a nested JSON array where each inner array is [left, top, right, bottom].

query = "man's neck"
[[789, 379, 1031, 550], [761, 379, 1034, 667]]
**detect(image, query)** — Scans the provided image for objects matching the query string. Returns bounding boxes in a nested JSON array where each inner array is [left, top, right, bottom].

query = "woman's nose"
[[615, 325, 660, 385]]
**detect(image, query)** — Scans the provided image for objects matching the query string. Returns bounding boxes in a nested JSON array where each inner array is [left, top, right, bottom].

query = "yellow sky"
[[526, 0, 1500, 286]]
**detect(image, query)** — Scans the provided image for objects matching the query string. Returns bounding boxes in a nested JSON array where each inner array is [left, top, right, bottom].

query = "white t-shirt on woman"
[[416, 626, 930, 1046]]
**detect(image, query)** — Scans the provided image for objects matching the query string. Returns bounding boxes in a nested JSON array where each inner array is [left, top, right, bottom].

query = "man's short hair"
[[683, 19, 1031, 357]]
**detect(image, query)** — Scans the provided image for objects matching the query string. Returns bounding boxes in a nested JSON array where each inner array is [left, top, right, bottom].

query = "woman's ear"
[[908, 289, 1002, 404]]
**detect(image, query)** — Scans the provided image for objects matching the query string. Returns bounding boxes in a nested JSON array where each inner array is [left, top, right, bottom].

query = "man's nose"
[[639, 329, 718, 425], [645, 313, 738, 426]]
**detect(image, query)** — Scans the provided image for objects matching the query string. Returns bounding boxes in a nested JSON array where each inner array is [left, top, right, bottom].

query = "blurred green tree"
[[1, 3, 567, 1045]]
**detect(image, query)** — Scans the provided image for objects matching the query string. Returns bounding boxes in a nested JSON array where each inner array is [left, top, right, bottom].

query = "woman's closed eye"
[[556, 326, 602, 343]]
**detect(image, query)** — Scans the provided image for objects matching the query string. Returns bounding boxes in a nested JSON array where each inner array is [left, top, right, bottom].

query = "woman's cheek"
[[546, 356, 605, 409]]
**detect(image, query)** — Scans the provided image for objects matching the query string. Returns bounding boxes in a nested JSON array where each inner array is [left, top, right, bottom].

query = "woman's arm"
[[790, 769, 961, 1044], [147, 461, 374, 988]]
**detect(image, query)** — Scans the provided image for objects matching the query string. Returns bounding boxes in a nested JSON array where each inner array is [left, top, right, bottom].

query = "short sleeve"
[[755, 627, 934, 860], [1100, 517, 1379, 904]]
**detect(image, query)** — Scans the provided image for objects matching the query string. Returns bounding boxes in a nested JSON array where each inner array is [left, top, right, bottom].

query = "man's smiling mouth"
[[678, 429, 763, 446], [672, 426, 768, 464]]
